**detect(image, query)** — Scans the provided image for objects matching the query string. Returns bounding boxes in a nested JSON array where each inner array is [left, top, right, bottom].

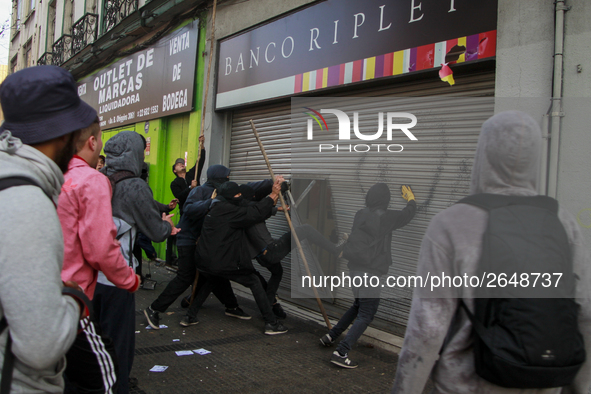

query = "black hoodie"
[[196, 189, 275, 275], [347, 183, 416, 275]]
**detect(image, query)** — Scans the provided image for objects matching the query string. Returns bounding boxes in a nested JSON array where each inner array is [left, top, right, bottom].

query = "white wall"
[[495, 0, 591, 247], [557, 1, 591, 246]]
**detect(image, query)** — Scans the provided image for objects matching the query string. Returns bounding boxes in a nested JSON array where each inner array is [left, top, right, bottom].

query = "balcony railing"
[[103, 0, 138, 34], [37, 52, 54, 66], [72, 13, 99, 55], [52, 35, 73, 65]]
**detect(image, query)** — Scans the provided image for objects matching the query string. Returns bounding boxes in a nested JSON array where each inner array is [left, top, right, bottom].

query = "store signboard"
[[78, 20, 199, 128], [216, 0, 497, 109]]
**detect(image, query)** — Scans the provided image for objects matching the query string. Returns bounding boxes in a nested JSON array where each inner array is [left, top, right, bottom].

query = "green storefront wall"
[[100, 17, 207, 259]]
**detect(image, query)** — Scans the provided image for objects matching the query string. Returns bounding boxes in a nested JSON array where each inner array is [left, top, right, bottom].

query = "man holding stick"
[[196, 179, 289, 335]]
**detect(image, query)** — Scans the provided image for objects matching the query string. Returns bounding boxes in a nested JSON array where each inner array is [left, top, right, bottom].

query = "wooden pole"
[[195, 0, 217, 182], [249, 119, 332, 330]]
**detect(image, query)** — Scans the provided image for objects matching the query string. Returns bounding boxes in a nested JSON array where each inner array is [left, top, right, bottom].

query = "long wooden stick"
[[195, 0, 217, 182], [249, 120, 332, 330]]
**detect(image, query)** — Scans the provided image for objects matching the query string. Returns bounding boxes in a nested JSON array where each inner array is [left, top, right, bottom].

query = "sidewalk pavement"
[[131, 263, 432, 393]]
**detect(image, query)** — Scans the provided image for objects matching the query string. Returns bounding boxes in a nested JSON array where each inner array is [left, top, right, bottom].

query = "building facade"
[[7, 0, 591, 341]]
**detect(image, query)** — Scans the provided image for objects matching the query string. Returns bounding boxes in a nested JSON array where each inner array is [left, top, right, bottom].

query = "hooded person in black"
[[196, 179, 290, 335], [240, 184, 348, 320], [320, 183, 416, 369], [144, 165, 254, 329]]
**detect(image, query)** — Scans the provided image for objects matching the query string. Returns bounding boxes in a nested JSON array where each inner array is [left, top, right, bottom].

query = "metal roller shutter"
[[229, 69, 495, 334]]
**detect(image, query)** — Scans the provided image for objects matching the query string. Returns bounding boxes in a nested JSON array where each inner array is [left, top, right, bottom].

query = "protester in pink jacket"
[[59, 137, 139, 298], [57, 120, 139, 393]]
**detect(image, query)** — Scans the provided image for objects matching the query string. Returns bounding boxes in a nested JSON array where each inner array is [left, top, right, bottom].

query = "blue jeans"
[[329, 278, 381, 355]]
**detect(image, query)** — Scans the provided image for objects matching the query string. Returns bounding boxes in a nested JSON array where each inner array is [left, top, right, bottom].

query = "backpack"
[[107, 170, 137, 195], [342, 208, 386, 265], [458, 193, 585, 388]]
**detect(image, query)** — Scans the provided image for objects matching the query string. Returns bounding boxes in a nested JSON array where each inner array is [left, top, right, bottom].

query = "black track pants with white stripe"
[[64, 318, 119, 394]]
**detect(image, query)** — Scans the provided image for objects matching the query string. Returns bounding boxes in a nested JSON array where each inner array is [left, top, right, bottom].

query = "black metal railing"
[[103, 0, 138, 33], [37, 52, 54, 66], [72, 13, 98, 55], [52, 34, 73, 65]]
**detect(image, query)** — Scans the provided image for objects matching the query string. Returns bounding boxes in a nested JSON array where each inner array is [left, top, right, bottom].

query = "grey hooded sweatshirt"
[[392, 111, 591, 394], [98, 130, 171, 286], [0, 131, 80, 393]]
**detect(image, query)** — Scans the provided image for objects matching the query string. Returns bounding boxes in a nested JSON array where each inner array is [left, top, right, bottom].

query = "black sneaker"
[[272, 303, 287, 319], [320, 333, 335, 347], [225, 307, 251, 320], [264, 322, 288, 335], [144, 307, 160, 329], [180, 315, 199, 327], [330, 351, 358, 368]]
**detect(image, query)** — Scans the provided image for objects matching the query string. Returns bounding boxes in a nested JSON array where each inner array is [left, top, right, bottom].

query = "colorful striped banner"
[[291, 30, 496, 94]]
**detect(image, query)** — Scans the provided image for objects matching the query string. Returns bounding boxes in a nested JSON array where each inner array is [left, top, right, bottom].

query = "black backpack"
[[458, 193, 585, 388], [342, 208, 386, 265]]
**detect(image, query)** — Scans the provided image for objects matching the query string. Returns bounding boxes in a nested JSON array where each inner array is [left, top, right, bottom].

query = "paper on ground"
[[175, 350, 194, 356], [150, 365, 168, 372], [146, 325, 168, 330], [193, 348, 211, 355]]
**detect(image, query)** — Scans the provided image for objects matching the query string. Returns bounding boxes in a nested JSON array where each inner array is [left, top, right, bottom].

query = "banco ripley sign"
[[77, 20, 199, 128]]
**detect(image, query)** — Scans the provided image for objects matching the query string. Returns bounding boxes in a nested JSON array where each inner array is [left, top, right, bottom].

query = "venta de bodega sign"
[[77, 20, 199, 128]]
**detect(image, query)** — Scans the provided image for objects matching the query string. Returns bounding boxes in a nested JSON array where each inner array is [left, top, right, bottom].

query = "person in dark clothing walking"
[[320, 183, 416, 369], [196, 180, 289, 335]]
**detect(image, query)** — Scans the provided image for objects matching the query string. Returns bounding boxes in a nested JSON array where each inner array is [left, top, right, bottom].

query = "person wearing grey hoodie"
[[391, 111, 591, 393], [0, 66, 91, 393], [95, 130, 178, 393]]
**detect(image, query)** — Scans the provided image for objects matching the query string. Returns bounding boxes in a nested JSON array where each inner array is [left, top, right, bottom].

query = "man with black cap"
[[196, 178, 289, 335], [0, 65, 91, 393], [320, 183, 416, 369], [171, 134, 206, 213], [166, 135, 206, 266]]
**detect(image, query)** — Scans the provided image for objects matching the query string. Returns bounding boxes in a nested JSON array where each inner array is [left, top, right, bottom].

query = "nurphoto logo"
[[304, 108, 418, 153]]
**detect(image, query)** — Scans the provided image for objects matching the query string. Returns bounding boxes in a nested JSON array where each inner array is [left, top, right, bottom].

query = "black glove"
[[280, 181, 290, 194]]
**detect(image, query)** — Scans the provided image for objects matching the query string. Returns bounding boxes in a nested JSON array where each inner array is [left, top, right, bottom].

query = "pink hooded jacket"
[[58, 156, 139, 299]]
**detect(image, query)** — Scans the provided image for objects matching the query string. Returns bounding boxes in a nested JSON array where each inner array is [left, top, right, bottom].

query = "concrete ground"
[[130, 263, 431, 394]]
